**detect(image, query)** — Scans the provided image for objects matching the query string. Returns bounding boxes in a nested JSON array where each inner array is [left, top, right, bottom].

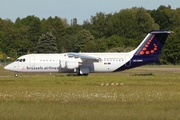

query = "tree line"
[[0, 5, 180, 64]]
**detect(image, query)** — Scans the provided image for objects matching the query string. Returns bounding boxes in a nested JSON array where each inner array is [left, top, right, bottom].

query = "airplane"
[[4, 30, 172, 77]]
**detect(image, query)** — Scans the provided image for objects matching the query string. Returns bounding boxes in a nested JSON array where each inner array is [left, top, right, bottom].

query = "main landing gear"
[[66, 73, 89, 76], [76, 67, 89, 76], [77, 73, 89, 76]]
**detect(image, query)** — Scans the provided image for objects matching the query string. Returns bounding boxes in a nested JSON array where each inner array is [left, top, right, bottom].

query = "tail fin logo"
[[139, 35, 157, 55]]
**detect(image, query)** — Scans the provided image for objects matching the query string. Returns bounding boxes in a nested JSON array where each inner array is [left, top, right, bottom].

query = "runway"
[[136, 67, 180, 72]]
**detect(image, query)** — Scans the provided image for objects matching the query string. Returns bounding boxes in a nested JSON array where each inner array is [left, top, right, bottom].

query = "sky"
[[0, 0, 179, 24]]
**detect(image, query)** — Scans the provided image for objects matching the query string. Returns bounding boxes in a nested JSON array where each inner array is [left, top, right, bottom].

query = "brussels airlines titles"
[[25, 66, 59, 70]]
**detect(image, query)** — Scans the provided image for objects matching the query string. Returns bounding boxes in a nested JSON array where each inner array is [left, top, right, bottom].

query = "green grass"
[[0, 66, 180, 120]]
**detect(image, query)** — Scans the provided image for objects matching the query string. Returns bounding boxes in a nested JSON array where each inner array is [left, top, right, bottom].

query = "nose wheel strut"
[[14, 73, 18, 77]]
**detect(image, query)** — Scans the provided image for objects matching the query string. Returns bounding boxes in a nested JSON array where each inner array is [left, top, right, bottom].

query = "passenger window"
[[23, 59, 25, 62]]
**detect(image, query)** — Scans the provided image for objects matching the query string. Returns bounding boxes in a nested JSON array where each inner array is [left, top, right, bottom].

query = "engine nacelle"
[[66, 61, 79, 69]]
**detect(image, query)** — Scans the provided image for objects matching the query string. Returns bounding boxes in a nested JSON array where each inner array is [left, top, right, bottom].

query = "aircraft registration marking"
[[133, 59, 143, 62]]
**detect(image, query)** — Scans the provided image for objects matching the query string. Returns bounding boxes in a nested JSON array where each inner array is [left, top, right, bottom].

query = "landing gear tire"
[[14, 73, 18, 77], [77, 73, 89, 76], [83, 74, 89, 76]]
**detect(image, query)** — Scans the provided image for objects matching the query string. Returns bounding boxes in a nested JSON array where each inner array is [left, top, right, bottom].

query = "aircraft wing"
[[67, 52, 100, 62]]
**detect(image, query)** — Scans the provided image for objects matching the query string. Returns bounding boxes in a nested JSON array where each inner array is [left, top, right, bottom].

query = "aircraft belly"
[[94, 64, 117, 72], [82, 62, 121, 72]]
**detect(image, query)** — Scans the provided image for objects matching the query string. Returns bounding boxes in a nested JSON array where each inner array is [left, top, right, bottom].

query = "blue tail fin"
[[134, 30, 171, 56], [131, 30, 171, 66], [114, 30, 172, 72]]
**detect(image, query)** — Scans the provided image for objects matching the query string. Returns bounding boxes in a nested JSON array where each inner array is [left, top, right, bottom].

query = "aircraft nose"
[[4, 64, 10, 70], [4, 63, 17, 71]]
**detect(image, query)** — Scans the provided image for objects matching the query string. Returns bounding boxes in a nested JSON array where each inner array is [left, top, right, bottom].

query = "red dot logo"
[[151, 50, 154, 53], [146, 51, 150, 54], [145, 45, 148, 47], [143, 47, 147, 51], [139, 35, 157, 55], [140, 51, 144, 55]]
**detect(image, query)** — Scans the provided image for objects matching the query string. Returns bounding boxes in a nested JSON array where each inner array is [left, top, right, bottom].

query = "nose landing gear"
[[14, 73, 18, 77]]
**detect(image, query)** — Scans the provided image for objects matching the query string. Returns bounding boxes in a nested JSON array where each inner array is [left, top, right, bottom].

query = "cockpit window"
[[16, 58, 26, 62]]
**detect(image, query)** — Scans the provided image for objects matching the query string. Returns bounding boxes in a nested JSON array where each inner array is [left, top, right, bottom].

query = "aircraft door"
[[125, 56, 131, 67], [17, 60, 19, 71], [29, 56, 35, 67], [59, 60, 67, 68]]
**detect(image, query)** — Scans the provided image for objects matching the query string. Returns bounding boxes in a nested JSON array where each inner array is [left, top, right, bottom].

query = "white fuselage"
[[5, 52, 134, 73]]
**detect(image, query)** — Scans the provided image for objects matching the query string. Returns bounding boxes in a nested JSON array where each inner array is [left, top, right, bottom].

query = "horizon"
[[0, 0, 179, 24]]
